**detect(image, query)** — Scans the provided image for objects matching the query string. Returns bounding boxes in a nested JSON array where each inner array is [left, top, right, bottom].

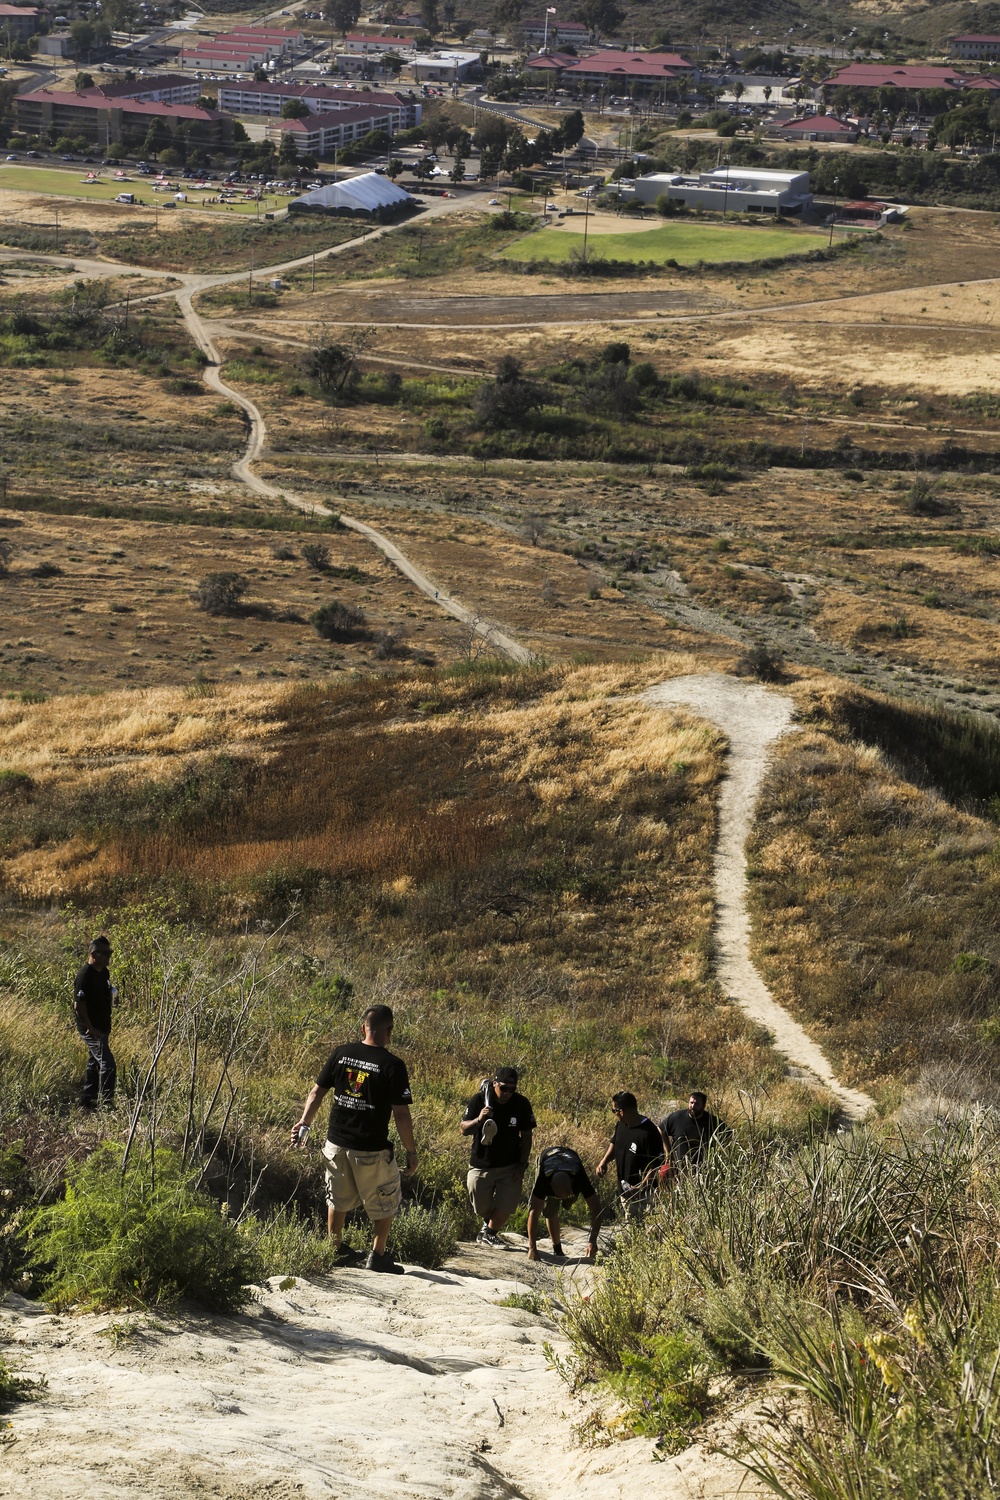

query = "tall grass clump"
[[559, 1122, 1000, 1491], [31, 1144, 260, 1313]]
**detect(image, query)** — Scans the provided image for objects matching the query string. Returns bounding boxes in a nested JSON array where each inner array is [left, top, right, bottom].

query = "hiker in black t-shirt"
[[291, 1004, 417, 1275], [661, 1092, 728, 1169], [596, 1091, 665, 1217], [461, 1065, 536, 1249], [73, 935, 116, 1110], [526, 1145, 602, 1261]]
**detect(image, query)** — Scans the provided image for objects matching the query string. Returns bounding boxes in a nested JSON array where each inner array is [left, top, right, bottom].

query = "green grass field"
[[0, 166, 284, 216], [499, 221, 822, 266]]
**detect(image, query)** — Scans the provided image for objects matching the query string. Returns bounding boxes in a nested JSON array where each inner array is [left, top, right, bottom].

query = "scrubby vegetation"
[[562, 1121, 1000, 1497]]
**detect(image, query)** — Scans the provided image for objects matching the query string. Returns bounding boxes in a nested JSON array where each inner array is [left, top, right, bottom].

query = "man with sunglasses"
[[73, 935, 116, 1111], [461, 1066, 536, 1249], [596, 1091, 665, 1217]]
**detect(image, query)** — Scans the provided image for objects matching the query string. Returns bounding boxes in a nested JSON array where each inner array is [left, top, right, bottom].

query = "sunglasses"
[[494, 1082, 514, 1093]]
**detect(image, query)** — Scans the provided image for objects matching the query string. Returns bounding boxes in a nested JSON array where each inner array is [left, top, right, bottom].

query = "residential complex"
[[0, 4, 39, 41], [15, 86, 233, 149], [217, 80, 421, 129], [950, 34, 1000, 60]]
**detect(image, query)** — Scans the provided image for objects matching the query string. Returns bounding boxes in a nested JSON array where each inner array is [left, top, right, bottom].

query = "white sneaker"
[[477, 1227, 504, 1249], [481, 1118, 498, 1145]]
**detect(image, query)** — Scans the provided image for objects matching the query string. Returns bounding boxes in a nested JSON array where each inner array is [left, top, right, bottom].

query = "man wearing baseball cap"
[[461, 1066, 536, 1249]]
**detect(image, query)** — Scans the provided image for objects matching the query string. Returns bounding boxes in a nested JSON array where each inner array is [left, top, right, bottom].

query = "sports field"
[[499, 220, 821, 265], [0, 165, 282, 215]]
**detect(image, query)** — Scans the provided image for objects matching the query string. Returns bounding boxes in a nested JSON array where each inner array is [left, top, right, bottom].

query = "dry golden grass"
[[747, 683, 1000, 1109]]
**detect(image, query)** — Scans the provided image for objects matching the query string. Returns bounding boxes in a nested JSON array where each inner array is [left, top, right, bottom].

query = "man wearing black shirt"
[[73, 935, 116, 1110], [526, 1145, 602, 1261], [662, 1092, 728, 1168], [292, 1003, 417, 1274], [461, 1065, 536, 1249], [596, 1091, 665, 1216]]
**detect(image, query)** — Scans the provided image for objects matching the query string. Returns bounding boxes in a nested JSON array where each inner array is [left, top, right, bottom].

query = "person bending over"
[[526, 1145, 602, 1261], [292, 1003, 416, 1275]]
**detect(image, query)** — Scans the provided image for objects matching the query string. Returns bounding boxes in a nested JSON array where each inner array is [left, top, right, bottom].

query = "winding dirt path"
[[645, 674, 874, 1123], [177, 290, 534, 665]]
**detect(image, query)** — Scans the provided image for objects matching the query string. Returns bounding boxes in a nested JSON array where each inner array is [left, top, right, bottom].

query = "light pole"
[[581, 189, 590, 263], [828, 175, 840, 247], [722, 153, 730, 217]]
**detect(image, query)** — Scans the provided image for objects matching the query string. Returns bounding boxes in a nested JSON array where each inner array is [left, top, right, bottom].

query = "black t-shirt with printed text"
[[74, 963, 113, 1035], [317, 1042, 412, 1152], [610, 1116, 664, 1188], [464, 1086, 537, 1170], [530, 1145, 595, 1204]]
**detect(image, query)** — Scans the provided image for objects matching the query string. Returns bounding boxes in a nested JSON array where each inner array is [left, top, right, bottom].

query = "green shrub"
[[240, 1206, 341, 1278], [604, 1330, 714, 1449], [31, 1145, 260, 1313], [0, 1147, 32, 1294], [0, 1353, 42, 1413], [389, 1205, 456, 1268]]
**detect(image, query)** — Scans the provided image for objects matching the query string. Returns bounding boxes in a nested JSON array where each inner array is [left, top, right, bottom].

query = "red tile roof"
[[564, 47, 692, 78], [827, 63, 963, 88], [18, 87, 223, 119], [779, 114, 855, 132]]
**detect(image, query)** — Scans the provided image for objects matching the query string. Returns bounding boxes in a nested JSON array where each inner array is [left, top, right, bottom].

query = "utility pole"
[[248, 247, 254, 303], [311, 248, 316, 290], [581, 189, 590, 263], [828, 175, 840, 247]]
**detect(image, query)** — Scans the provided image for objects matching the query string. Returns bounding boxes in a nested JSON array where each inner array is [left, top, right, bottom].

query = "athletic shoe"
[[366, 1249, 404, 1275], [481, 1118, 498, 1145], [333, 1243, 365, 1266], [551, 1244, 566, 1259], [477, 1227, 504, 1249]]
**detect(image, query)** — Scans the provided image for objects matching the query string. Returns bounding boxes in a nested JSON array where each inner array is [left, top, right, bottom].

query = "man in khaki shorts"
[[291, 1003, 416, 1274], [461, 1066, 535, 1249]]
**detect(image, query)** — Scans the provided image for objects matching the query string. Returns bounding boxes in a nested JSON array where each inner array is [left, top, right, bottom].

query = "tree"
[[474, 355, 543, 429], [312, 602, 368, 641], [560, 108, 585, 149], [732, 81, 745, 105], [196, 573, 247, 615], [449, 154, 466, 183], [442, 0, 455, 24], [325, 0, 361, 42], [763, 85, 772, 106], [158, 146, 183, 167], [421, 0, 439, 35], [196, 95, 217, 111], [75, 72, 95, 92], [281, 98, 311, 119], [278, 132, 300, 167], [411, 154, 438, 179], [308, 341, 361, 395], [521, 512, 547, 546], [577, 0, 624, 40], [69, 20, 95, 60], [386, 158, 404, 178]]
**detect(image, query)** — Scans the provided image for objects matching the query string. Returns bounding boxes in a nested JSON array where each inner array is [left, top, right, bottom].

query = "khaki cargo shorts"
[[467, 1163, 524, 1222], [323, 1141, 401, 1220]]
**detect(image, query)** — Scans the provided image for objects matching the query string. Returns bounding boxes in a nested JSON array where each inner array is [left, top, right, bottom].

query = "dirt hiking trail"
[[0, 1237, 755, 1500], [645, 675, 874, 1122]]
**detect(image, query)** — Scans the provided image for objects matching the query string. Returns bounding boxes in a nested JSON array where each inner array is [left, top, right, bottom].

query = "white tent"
[[291, 172, 413, 214]]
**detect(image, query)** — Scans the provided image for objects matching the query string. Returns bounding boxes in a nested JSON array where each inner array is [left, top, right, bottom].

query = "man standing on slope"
[[661, 1091, 728, 1169], [74, 935, 116, 1111], [292, 1003, 417, 1275], [526, 1145, 602, 1261], [595, 1091, 665, 1216], [461, 1065, 535, 1248]]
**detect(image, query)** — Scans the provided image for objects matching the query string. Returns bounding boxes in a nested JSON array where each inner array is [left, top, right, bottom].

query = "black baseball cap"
[[495, 1066, 518, 1087]]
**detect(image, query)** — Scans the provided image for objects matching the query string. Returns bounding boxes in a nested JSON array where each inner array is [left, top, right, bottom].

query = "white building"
[[633, 167, 812, 214], [410, 51, 481, 82]]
